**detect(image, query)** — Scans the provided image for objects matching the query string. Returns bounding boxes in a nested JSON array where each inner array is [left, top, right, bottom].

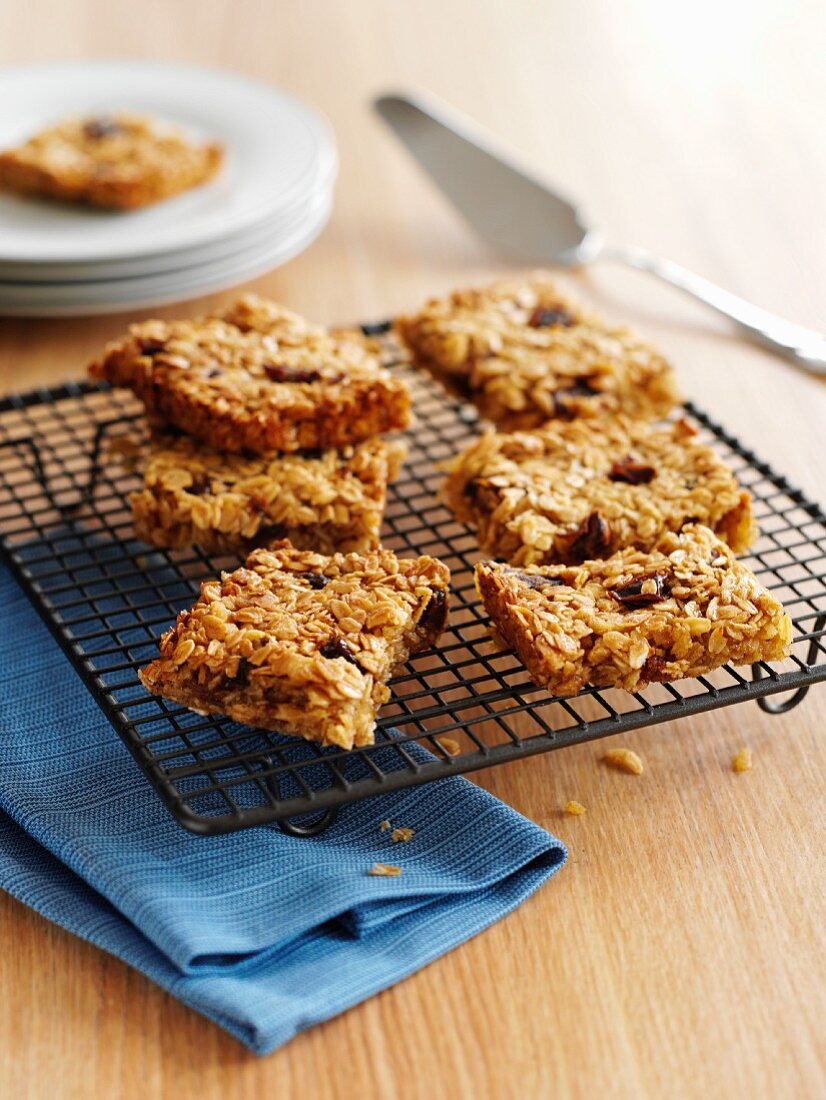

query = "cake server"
[[375, 91, 826, 376]]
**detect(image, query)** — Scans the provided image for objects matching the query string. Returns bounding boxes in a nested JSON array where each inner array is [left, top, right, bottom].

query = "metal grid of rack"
[[0, 343, 824, 836]]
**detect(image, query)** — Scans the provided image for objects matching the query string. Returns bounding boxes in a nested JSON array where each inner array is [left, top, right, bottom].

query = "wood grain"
[[1, 2, 825, 1097]]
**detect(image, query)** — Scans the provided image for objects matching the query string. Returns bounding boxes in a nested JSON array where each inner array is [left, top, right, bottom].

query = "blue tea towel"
[[0, 565, 566, 1055]]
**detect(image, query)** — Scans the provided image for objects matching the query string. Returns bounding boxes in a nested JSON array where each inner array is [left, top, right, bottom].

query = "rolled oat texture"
[[444, 413, 755, 565], [475, 524, 791, 696], [140, 541, 450, 750], [130, 432, 406, 555], [0, 113, 222, 209], [397, 274, 681, 428], [91, 295, 412, 454]]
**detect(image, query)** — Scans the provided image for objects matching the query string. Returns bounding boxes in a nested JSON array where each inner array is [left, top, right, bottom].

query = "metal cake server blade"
[[375, 91, 826, 376]]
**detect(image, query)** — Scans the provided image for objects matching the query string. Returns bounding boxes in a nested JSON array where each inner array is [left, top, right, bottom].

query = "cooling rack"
[[0, 332, 824, 837]]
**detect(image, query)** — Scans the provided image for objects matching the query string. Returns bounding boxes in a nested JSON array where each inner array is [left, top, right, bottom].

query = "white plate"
[[0, 60, 336, 264], [0, 165, 336, 282], [0, 191, 332, 316], [0, 183, 330, 303]]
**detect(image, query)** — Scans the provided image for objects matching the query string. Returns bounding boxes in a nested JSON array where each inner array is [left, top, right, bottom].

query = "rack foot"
[[755, 685, 810, 714], [278, 808, 340, 837]]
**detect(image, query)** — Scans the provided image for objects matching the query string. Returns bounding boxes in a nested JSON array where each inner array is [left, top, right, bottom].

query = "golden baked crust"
[[90, 295, 413, 454], [140, 542, 450, 749], [130, 433, 407, 555], [397, 275, 681, 428], [0, 114, 223, 209], [475, 524, 791, 696], [444, 414, 755, 565]]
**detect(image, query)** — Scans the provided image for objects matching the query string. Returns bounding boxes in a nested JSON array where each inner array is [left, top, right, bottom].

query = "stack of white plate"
[[0, 62, 337, 316]]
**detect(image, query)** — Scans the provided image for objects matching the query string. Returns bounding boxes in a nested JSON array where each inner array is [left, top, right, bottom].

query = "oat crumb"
[[438, 737, 461, 756], [732, 747, 752, 773], [379, 819, 392, 831], [603, 747, 644, 775], [565, 800, 586, 815], [367, 863, 402, 877], [391, 827, 415, 843]]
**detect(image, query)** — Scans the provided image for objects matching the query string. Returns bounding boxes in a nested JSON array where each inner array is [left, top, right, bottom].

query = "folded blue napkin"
[[0, 563, 566, 1054]]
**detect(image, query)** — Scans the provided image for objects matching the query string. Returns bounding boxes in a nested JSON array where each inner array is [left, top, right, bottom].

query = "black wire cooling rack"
[[1, 336, 825, 837]]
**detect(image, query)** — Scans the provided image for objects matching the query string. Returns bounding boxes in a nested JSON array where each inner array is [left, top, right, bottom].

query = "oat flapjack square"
[[140, 542, 450, 749], [91, 296, 412, 454], [445, 414, 755, 566], [475, 525, 791, 696], [130, 432, 406, 555], [0, 114, 223, 209], [397, 275, 681, 429]]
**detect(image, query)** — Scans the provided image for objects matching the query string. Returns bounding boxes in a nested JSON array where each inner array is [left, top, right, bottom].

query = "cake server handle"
[[599, 244, 826, 376]]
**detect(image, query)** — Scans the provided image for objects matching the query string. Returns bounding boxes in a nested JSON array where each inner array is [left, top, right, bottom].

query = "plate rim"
[[0, 192, 332, 316]]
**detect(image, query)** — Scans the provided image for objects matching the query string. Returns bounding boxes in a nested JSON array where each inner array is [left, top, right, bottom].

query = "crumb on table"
[[565, 800, 587, 815], [603, 748, 644, 775], [391, 827, 415, 843], [732, 747, 753, 773]]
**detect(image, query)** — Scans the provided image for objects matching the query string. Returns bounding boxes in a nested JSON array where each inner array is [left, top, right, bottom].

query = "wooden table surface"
[[1, 2, 825, 1097]]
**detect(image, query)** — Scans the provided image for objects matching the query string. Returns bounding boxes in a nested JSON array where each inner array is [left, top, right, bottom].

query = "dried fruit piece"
[[367, 863, 402, 877], [262, 363, 326, 384], [233, 658, 252, 687], [186, 475, 212, 497], [570, 512, 611, 561], [504, 568, 563, 591], [391, 827, 415, 843], [137, 337, 167, 355], [360, 320, 393, 337], [251, 523, 289, 547], [732, 747, 752, 773], [420, 588, 448, 633], [565, 800, 586, 815], [610, 572, 670, 608], [528, 306, 576, 329], [318, 637, 360, 666], [642, 653, 668, 682], [463, 477, 485, 501], [304, 572, 329, 590], [83, 117, 124, 140], [603, 747, 644, 775], [551, 379, 599, 419], [609, 456, 656, 485]]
